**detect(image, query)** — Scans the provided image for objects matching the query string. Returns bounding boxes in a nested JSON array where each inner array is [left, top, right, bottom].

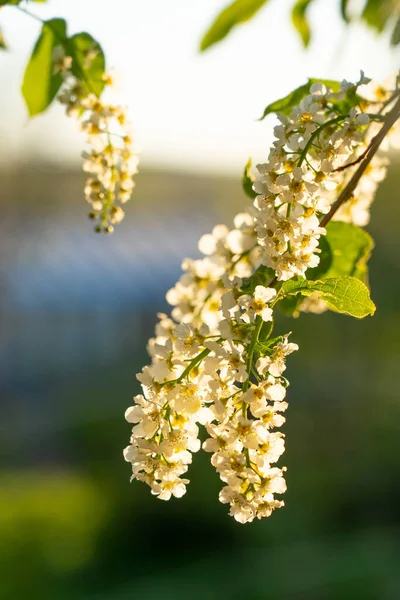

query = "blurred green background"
[[1, 157, 399, 600]]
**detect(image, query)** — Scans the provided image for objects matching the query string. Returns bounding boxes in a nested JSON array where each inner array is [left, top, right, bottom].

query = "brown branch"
[[320, 96, 400, 228], [332, 144, 370, 173]]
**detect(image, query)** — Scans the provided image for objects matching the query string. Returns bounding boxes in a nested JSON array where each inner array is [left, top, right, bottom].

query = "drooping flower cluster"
[[124, 205, 299, 521], [253, 73, 399, 281], [124, 72, 399, 523], [203, 332, 298, 523], [53, 45, 139, 232]]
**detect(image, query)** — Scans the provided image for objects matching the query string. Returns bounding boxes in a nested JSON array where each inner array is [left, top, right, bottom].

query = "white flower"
[[151, 472, 189, 501], [256, 335, 299, 377], [239, 285, 276, 322]]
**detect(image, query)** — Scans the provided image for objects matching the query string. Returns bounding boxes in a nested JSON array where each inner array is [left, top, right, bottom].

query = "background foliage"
[[1, 159, 399, 599], [200, 0, 400, 51]]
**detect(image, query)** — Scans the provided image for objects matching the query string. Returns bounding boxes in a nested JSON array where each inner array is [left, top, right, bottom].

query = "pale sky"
[[0, 0, 398, 173]]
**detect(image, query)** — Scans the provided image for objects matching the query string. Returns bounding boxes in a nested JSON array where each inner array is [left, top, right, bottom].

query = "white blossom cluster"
[[167, 212, 262, 332], [253, 73, 398, 281], [124, 208, 299, 522], [202, 332, 298, 523], [52, 45, 139, 232], [124, 72, 398, 523]]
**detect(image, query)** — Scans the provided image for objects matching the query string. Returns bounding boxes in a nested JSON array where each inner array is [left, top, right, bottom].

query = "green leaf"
[[281, 276, 376, 318], [259, 78, 340, 120], [329, 90, 364, 116], [257, 334, 284, 354], [340, 0, 350, 22], [361, 0, 393, 33], [291, 0, 313, 47], [22, 18, 67, 117], [241, 265, 275, 295], [200, 0, 270, 51], [306, 235, 333, 280], [391, 16, 400, 45], [0, 0, 46, 4], [242, 158, 257, 199], [324, 222, 374, 283], [67, 32, 106, 97], [277, 295, 302, 318], [0, 30, 6, 50]]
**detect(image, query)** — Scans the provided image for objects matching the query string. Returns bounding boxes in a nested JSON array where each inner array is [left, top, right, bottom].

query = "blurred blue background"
[[1, 160, 400, 599], [1, 0, 400, 598]]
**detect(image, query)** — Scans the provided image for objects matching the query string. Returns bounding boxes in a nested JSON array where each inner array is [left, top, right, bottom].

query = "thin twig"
[[320, 96, 400, 227]]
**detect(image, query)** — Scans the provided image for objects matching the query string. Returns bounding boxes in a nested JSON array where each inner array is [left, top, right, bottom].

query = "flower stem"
[[242, 315, 263, 393]]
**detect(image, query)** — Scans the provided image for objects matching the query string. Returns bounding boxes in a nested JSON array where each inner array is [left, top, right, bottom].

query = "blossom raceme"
[[52, 45, 139, 232], [124, 72, 399, 523], [124, 202, 298, 521], [253, 73, 398, 282]]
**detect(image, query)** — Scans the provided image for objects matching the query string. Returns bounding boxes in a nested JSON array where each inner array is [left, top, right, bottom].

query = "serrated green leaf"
[[242, 158, 257, 199], [259, 78, 340, 120], [200, 0, 270, 51], [391, 16, 400, 45], [324, 222, 374, 283], [291, 0, 313, 47], [281, 276, 376, 318], [22, 18, 67, 117], [67, 32, 105, 97], [241, 265, 275, 295]]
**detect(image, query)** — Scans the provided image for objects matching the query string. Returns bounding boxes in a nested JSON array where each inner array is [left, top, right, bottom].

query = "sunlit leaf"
[[242, 158, 257, 199], [276, 295, 302, 318], [0, 30, 6, 50], [281, 276, 376, 318], [291, 0, 313, 47], [340, 0, 350, 22], [0, 1, 20, 5], [306, 235, 333, 281], [22, 18, 67, 117], [241, 265, 275, 295], [323, 222, 374, 283], [361, 0, 394, 33], [200, 0, 270, 51], [391, 16, 400, 45], [259, 78, 340, 120], [67, 32, 106, 97]]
